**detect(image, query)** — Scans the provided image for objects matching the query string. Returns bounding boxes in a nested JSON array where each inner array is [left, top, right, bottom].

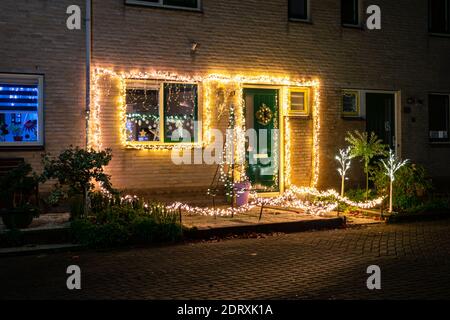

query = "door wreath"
[[255, 103, 273, 126]]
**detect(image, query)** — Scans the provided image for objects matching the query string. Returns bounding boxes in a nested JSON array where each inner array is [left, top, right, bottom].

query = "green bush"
[[41, 146, 116, 218], [371, 162, 432, 211], [71, 219, 130, 248], [70, 201, 182, 248]]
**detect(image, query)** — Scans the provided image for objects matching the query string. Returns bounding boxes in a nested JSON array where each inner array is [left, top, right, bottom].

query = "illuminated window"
[[342, 0, 360, 26], [429, 94, 449, 142], [125, 81, 199, 144], [289, 88, 309, 116], [0, 74, 44, 146], [342, 90, 360, 117], [289, 0, 310, 21], [429, 0, 450, 34], [125, 0, 200, 10], [164, 83, 198, 143]]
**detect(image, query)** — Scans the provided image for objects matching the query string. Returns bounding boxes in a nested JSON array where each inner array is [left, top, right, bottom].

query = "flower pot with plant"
[[10, 124, 23, 141], [0, 163, 41, 229]]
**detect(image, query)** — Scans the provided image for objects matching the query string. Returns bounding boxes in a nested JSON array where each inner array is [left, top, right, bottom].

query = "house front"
[[1, 0, 450, 198]]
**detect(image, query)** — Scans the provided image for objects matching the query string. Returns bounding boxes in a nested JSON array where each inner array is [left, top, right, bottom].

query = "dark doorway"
[[366, 92, 396, 149]]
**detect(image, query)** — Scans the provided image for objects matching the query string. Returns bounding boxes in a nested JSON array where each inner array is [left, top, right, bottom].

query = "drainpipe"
[[85, 0, 92, 148]]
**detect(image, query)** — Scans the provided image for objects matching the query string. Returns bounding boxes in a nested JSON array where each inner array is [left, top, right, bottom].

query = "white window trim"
[[0, 73, 44, 147], [289, 0, 311, 22], [125, 79, 202, 147], [342, 0, 362, 28], [429, 92, 450, 144], [125, 0, 202, 12]]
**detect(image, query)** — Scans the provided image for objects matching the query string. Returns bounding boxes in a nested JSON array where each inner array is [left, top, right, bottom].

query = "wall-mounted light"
[[190, 41, 199, 53]]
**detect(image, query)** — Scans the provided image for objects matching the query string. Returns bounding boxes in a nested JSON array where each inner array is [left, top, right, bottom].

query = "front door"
[[366, 92, 396, 150], [243, 88, 280, 193]]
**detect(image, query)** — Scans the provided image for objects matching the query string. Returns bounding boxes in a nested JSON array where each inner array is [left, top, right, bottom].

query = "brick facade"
[[1, 0, 449, 196]]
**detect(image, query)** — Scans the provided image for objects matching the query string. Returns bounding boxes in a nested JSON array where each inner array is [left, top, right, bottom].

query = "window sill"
[[428, 32, 450, 38], [341, 116, 364, 120], [125, 0, 203, 13], [0, 145, 44, 151], [342, 24, 364, 30], [124, 141, 202, 150], [429, 141, 450, 147], [289, 18, 313, 24]]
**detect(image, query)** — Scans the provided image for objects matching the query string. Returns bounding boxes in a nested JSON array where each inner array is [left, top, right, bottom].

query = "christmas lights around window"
[[90, 67, 321, 190]]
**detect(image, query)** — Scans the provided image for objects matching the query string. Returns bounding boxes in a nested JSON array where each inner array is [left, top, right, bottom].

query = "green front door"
[[243, 88, 280, 193], [366, 93, 396, 149]]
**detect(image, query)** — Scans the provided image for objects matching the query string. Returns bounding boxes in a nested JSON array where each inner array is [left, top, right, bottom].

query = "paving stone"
[[1, 220, 450, 299]]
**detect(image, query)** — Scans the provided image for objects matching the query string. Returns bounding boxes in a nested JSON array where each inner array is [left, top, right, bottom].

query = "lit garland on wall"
[[311, 87, 321, 188], [90, 67, 321, 187]]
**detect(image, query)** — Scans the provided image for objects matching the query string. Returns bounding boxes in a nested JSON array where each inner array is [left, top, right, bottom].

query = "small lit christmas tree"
[[380, 149, 409, 213], [335, 147, 352, 197]]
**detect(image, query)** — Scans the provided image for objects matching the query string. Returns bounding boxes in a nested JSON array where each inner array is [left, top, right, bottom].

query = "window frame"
[[341, 0, 362, 28], [288, 87, 310, 117], [124, 80, 201, 147], [341, 89, 361, 117], [288, 0, 311, 22], [0, 73, 44, 148], [428, 93, 450, 143], [125, 0, 202, 12], [428, 0, 450, 35]]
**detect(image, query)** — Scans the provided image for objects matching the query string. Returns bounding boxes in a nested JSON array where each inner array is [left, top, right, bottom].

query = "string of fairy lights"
[[115, 185, 384, 217]]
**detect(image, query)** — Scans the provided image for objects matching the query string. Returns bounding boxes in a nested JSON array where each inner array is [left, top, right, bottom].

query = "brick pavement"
[[1, 220, 450, 300]]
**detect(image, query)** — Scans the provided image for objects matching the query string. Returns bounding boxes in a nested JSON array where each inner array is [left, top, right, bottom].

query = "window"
[[125, 81, 199, 144], [125, 0, 200, 10], [163, 83, 198, 142], [429, 94, 449, 142], [289, 0, 310, 21], [0, 74, 44, 146], [429, 0, 450, 34], [342, 0, 360, 26], [288, 88, 310, 116], [342, 90, 360, 117]]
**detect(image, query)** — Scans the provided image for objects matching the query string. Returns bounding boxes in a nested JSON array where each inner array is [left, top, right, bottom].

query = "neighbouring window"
[[0, 74, 44, 146], [429, 0, 450, 34], [429, 94, 449, 142], [288, 88, 309, 116], [342, 90, 360, 117], [125, 0, 200, 10], [342, 0, 360, 26], [125, 82, 198, 144], [289, 0, 309, 21]]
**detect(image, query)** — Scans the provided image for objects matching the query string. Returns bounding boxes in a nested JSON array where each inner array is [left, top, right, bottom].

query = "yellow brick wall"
[[1, 0, 450, 196]]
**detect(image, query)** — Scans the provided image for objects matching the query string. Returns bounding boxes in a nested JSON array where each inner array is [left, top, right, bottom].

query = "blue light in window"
[[0, 86, 38, 92]]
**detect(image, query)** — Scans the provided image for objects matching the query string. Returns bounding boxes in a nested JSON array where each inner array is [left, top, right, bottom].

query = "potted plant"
[[0, 163, 41, 229], [10, 124, 23, 141]]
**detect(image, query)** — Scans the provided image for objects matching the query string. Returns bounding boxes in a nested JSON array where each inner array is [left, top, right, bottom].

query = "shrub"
[[42, 146, 116, 218], [70, 200, 182, 248], [71, 219, 129, 248], [371, 162, 432, 211], [345, 130, 387, 199]]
